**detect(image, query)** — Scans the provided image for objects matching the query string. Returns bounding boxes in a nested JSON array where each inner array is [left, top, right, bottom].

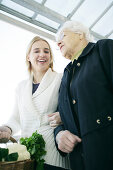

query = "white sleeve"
[[4, 88, 20, 135]]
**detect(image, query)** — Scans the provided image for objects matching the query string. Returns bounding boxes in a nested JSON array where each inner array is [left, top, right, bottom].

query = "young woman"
[[0, 36, 70, 170]]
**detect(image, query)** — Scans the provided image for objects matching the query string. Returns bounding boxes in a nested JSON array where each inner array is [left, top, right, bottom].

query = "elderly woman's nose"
[[57, 42, 61, 47]]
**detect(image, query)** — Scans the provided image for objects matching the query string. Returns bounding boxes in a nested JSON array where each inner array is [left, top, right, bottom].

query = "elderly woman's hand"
[[48, 112, 62, 127], [56, 130, 82, 153], [0, 126, 12, 143]]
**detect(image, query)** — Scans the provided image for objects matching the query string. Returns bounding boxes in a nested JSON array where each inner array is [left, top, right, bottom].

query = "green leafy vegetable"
[[0, 148, 9, 161], [20, 131, 46, 170], [0, 147, 18, 162], [5, 153, 18, 162]]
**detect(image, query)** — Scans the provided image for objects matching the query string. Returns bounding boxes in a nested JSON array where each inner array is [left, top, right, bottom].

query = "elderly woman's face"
[[57, 29, 81, 59]]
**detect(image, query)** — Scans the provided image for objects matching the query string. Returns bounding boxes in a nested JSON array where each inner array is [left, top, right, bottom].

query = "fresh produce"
[[5, 152, 18, 162], [7, 143, 30, 161], [0, 147, 18, 162], [20, 131, 46, 170], [0, 143, 30, 162]]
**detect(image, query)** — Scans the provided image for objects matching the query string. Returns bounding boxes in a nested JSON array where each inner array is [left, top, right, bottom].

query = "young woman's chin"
[[36, 66, 49, 73]]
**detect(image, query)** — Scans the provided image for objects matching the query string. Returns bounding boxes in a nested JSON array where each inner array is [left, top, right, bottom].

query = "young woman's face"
[[28, 40, 51, 73]]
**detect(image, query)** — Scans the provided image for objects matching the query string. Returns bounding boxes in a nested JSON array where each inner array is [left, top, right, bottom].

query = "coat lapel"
[[32, 68, 56, 98], [22, 75, 40, 126], [21, 69, 57, 128]]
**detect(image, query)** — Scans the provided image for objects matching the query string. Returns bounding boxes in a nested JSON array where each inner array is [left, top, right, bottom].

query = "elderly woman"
[[54, 20, 113, 170], [0, 36, 70, 170]]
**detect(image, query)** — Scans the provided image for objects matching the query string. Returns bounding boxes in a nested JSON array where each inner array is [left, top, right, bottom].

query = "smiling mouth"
[[37, 59, 47, 63]]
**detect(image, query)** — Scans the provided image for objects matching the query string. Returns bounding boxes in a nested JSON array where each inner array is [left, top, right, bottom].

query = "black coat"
[[54, 39, 113, 170]]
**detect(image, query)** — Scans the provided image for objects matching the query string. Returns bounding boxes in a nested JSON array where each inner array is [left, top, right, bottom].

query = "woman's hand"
[[48, 112, 62, 127], [56, 130, 82, 153], [0, 126, 12, 143]]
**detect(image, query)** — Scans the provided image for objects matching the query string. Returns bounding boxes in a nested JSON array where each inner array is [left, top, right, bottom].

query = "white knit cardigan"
[[5, 68, 70, 169]]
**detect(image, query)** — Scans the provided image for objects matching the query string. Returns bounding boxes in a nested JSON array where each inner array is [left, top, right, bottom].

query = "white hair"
[[56, 20, 94, 42]]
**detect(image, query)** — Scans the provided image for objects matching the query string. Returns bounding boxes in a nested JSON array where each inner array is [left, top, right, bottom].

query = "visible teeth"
[[38, 60, 46, 62]]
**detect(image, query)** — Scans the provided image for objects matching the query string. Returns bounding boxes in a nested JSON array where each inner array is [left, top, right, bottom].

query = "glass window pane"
[[45, 0, 81, 17], [34, 0, 43, 3], [35, 15, 60, 29], [92, 7, 113, 36], [71, 0, 113, 27], [108, 33, 113, 39], [1, 0, 34, 17]]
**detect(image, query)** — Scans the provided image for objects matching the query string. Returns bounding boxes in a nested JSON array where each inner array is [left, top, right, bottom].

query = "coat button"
[[96, 119, 101, 124], [107, 116, 111, 121], [72, 99, 76, 104], [77, 63, 80, 66]]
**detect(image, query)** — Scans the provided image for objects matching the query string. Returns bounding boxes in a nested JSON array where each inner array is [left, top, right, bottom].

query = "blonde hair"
[[26, 36, 54, 74]]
